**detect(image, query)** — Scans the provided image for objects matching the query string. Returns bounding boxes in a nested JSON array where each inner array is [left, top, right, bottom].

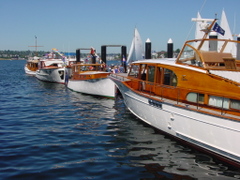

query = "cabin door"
[[145, 66, 155, 92]]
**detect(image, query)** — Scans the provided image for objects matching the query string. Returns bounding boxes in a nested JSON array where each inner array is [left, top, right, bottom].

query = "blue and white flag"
[[212, 22, 225, 36]]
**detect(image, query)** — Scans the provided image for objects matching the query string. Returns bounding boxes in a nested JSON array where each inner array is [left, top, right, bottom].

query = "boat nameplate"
[[148, 99, 162, 109]]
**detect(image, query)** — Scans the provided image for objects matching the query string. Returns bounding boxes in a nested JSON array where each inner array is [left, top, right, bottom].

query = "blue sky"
[[0, 0, 239, 54]]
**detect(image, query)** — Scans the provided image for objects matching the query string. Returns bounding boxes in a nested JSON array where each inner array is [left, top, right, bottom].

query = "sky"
[[0, 0, 240, 54]]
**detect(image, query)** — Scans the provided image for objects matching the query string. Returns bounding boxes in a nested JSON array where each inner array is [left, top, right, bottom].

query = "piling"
[[101, 46, 107, 64], [76, 49, 80, 63], [145, 38, 151, 59], [167, 38, 173, 58], [121, 46, 127, 72]]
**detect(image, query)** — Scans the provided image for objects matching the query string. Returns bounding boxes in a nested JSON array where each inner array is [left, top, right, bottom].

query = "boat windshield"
[[177, 42, 203, 67], [129, 64, 140, 77], [176, 39, 239, 69]]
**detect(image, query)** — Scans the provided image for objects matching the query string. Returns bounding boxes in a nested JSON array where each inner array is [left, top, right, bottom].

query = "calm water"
[[0, 60, 240, 180]]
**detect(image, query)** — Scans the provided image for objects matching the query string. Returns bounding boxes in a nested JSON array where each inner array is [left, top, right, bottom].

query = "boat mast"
[[28, 36, 43, 56]]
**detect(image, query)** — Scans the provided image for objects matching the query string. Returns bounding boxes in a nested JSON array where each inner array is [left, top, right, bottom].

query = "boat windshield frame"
[[176, 38, 240, 70]]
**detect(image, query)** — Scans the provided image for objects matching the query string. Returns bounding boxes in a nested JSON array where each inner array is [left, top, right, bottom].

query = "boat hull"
[[24, 65, 37, 75], [36, 68, 65, 84], [110, 76, 240, 166], [67, 77, 116, 98]]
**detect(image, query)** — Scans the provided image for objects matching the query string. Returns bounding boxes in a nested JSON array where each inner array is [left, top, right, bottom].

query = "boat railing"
[[71, 63, 105, 73]]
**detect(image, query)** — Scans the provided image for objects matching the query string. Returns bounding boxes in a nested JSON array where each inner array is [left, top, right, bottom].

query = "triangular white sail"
[[127, 28, 144, 64], [195, 12, 205, 39], [219, 9, 236, 57]]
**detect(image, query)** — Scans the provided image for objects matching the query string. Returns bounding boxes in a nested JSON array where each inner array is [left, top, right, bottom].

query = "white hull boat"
[[67, 64, 116, 98], [36, 66, 66, 84], [24, 56, 40, 75], [67, 71, 115, 98], [66, 47, 116, 98], [109, 17, 240, 167], [110, 73, 240, 166], [35, 49, 76, 84]]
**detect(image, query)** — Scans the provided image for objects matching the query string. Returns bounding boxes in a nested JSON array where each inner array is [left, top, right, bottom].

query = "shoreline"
[[0, 58, 26, 60]]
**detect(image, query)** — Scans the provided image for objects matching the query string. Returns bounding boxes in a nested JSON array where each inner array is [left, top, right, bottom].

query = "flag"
[[212, 22, 225, 36]]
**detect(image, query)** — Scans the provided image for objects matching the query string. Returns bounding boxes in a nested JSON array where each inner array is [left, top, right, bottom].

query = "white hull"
[[111, 77, 240, 164], [36, 68, 65, 84], [67, 77, 116, 98]]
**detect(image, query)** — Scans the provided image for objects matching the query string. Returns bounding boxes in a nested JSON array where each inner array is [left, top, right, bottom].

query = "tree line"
[[0, 49, 181, 60], [0, 50, 47, 59]]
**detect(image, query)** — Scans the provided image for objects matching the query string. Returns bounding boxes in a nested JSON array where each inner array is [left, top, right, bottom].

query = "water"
[[0, 60, 240, 180]]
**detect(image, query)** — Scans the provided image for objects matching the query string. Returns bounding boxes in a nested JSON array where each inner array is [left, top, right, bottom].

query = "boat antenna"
[[185, 0, 207, 41], [199, 0, 207, 14], [28, 36, 43, 56]]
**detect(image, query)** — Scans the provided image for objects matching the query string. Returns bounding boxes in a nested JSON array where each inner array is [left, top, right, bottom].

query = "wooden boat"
[[109, 18, 240, 167], [66, 48, 116, 98], [67, 63, 115, 98], [24, 56, 40, 75], [36, 58, 66, 83], [25, 36, 42, 75]]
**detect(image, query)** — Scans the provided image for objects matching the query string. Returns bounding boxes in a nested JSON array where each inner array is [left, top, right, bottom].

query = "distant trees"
[[0, 49, 182, 60], [0, 50, 47, 59]]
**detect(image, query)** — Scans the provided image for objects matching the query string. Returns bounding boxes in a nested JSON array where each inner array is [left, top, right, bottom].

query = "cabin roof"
[[132, 58, 206, 73]]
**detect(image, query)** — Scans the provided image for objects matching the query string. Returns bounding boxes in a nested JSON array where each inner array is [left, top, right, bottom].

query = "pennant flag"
[[212, 22, 225, 36]]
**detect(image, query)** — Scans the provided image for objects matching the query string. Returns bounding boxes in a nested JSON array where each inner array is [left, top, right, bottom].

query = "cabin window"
[[187, 93, 204, 103], [178, 45, 195, 64], [163, 68, 177, 86], [230, 99, 240, 110], [129, 65, 139, 77], [147, 66, 155, 82], [208, 95, 229, 109], [177, 45, 203, 67]]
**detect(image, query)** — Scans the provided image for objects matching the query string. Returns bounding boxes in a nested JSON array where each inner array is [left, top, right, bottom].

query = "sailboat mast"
[[35, 36, 38, 56], [28, 36, 43, 56]]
